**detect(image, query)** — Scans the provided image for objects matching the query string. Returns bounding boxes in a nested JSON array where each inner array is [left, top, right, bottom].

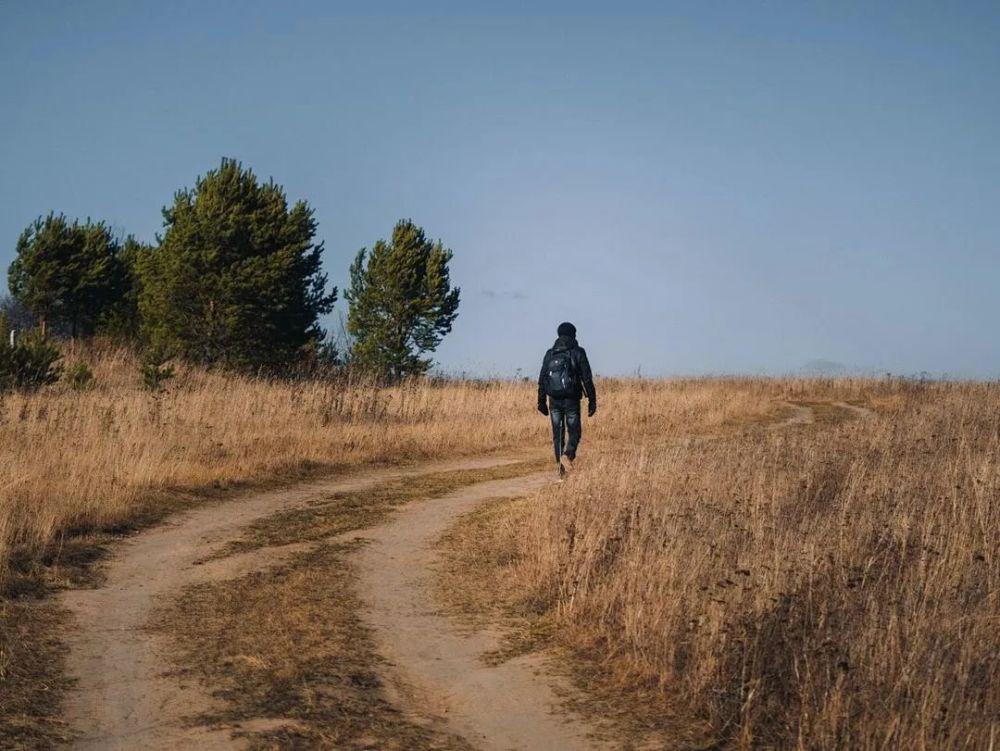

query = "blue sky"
[[2, 1, 998, 377]]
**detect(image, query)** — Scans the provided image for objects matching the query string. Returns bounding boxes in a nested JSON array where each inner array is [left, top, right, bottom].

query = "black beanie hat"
[[557, 321, 576, 337]]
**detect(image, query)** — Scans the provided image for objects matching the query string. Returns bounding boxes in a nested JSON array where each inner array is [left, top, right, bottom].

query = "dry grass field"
[[0, 344, 539, 589], [441, 380, 999, 749], [1, 345, 996, 749], [0, 343, 782, 590]]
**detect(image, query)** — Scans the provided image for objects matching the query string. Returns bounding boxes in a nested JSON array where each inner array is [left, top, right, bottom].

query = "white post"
[[8, 329, 14, 347]]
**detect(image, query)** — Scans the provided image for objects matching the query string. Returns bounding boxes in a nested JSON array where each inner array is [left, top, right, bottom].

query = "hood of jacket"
[[552, 335, 578, 352]]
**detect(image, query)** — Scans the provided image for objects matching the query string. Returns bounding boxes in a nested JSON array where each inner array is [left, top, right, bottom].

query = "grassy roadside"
[[432, 496, 701, 749], [435, 388, 999, 749], [0, 486, 218, 750], [153, 459, 546, 750], [0, 600, 69, 749], [427, 401, 883, 749]]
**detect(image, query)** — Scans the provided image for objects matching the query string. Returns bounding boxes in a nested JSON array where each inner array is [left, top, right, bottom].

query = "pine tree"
[[8, 213, 126, 338], [139, 159, 337, 372], [0, 294, 36, 331], [346, 219, 460, 380], [99, 237, 152, 341]]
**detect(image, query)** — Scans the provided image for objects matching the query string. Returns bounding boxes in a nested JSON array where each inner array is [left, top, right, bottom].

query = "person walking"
[[537, 322, 597, 478]]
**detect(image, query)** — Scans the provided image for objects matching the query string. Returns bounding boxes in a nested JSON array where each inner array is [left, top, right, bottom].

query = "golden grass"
[[452, 379, 999, 749], [0, 345, 540, 586], [0, 343, 795, 587]]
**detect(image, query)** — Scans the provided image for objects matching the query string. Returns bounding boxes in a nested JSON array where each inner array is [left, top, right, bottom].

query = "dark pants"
[[549, 402, 582, 462]]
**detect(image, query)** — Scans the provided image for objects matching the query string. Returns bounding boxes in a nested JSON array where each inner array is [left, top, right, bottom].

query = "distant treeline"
[[3, 158, 459, 381]]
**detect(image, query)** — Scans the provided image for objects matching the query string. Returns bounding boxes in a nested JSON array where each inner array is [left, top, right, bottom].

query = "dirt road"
[[354, 472, 620, 751], [59, 458, 613, 750], [60, 457, 526, 749]]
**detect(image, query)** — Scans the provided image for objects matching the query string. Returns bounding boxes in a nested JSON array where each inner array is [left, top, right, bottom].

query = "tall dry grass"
[[0, 345, 538, 585], [487, 380, 999, 748], [8, 344, 994, 747], [0, 342, 885, 574], [0, 343, 800, 587]]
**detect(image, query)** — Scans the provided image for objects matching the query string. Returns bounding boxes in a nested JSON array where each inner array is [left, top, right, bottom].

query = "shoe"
[[557, 463, 566, 480], [560, 454, 574, 473]]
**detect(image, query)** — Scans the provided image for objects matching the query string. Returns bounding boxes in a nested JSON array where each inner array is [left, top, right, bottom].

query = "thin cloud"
[[482, 289, 528, 301]]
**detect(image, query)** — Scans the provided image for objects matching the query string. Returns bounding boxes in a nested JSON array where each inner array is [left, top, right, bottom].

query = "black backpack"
[[544, 348, 577, 399]]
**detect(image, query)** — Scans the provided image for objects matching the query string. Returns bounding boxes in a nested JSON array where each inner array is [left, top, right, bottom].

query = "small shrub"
[[0, 324, 63, 393], [140, 348, 175, 392], [66, 362, 95, 391]]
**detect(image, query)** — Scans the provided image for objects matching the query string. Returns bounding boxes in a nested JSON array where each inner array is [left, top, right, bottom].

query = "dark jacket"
[[537, 335, 596, 409]]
